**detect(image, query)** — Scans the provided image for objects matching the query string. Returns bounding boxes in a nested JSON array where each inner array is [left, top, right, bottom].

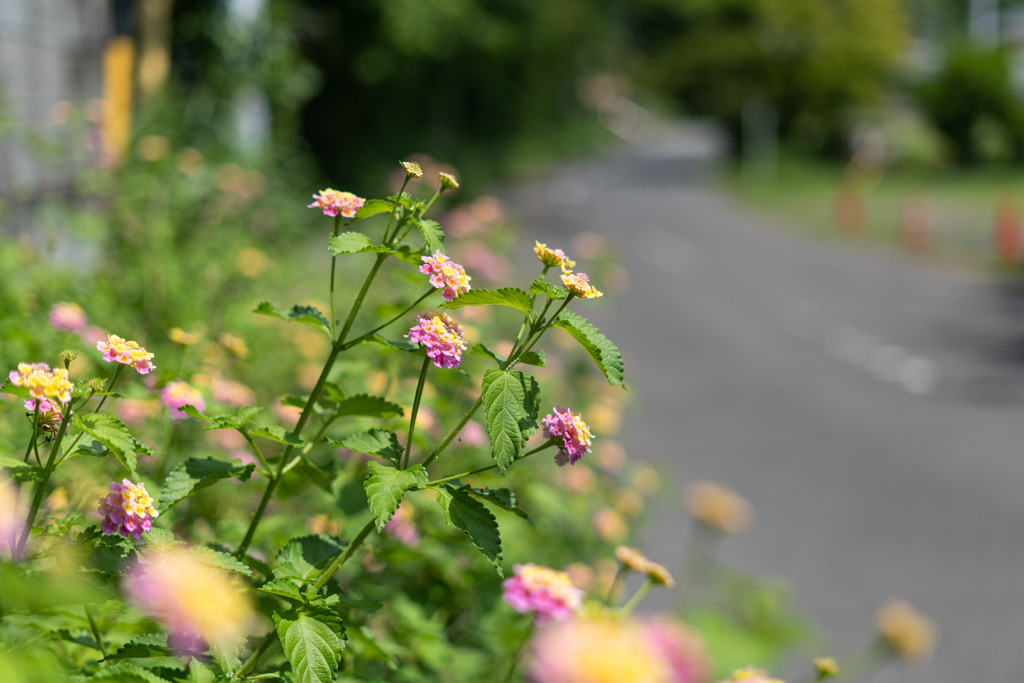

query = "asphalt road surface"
[[501, 126, 1024, 683]]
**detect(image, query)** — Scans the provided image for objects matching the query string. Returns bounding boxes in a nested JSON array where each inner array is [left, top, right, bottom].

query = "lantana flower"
[[561, 271, 603, 299], [160, 380, 206, 420], [502, 563, 583, 624], [24, 398, 69, 440], [615, 545, 675, 587], [719, 668, 786, 683], [645, 617, 712, 683], [98, 479, 159, 539], [307, 188, 365, 218], [419, 250, 471, 301], [542, 407, 594, 466], [8, 362, 73, 404], [534, 241, 576, 273], [97, 334, 156, 375], [124, 546, 253, 654], [406, 313, 467, 369], [49, 302, 87, 333]]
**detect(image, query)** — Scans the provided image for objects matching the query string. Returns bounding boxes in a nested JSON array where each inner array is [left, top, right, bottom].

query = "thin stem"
[[403, 357, 431, 469], [313, 518, 375, 591], [17, 406, 73, 555], [84, 604, 108, 657], [620, 578, 654, 616], [503, 622, 534, 683], [23, 406, 40, 463], [421, 397, 482, 468], [606, 566, 627, 604], [329, 214, 343, 339], [510, 295, 573, 367], [234, 632, 280, 679], [242, 433, 271, 473], [418, 188, 443, 219], [342, 288, 435, 350], [426, 441, 555, 486], [92, 364, 126, 416], [382, 177, 411, 245]]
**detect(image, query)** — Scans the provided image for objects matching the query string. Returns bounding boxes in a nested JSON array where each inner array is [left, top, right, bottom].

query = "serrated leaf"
[[56, 628, 102, 651], [328, 231, 373, 255], [354, 198, 396, 220], [205, 405, 262, 431], [529, 278, 569, 299], [255, 302, 331, 336], [415, 218, 445, 253], [178, 404, 210, 421], [103, 633, 170, 661], [143, 527, 182, 549], [73, 413, 139, 479], [553, 310, 625, 387], [435, 484, 503, 571], [89, 662, 173, 682], [260, 578, 305, 602], [480, 370, 541, 472], [274, 608, 346, 683], [363, 462, 428, 531], [469, 487, 533, 524], [158, 458, 255, 512], [440, 287, 534, 315], [330, 429, 403, 464], [189, 545, 253, 577], [251, 425, 304, 447], [274, 535, 348, 582], [469, 343, 505, 366], [0, 378, 30, 398], [326, 592, 383, 613], [518, 350, 546, 367], [187, 660, 216, 683], [333, 394, 404, 418]]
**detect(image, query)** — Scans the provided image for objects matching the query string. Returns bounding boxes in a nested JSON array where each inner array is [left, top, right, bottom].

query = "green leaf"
[[189, 545, 254, 577], [205, 405, 262, 431], [415, 218, 445, 253], [325, 592, 383, 613], [440, 287, 534, 315], [469, 343, 505, 366], [393, 245, 422, 266], [7, 464, 45, 483], [274, 608, 346, 683], [143, 527, 182, 548], [0, 378, 30, 399], [435, 484, 503, 571], [330, 429, 403, 464], [274, 535, 348, 582], [255, 302, 332, 336], [103, 633, 170, 661], [358, 334, 419, 352], [328, 231, 373, 255], [186, 660, 216, 683], [363, 461, 428, 531], [73, 413, 139, 480], [553, 310, 625, 387], [518, 350, 546, 367], [259, 578, 305, 602], [529, 278, 568, 299], [158, 458, 255, 512], [480, 369, 541, 472], [88, 662, 174, 682], [177, 404, 209, 421], [334, 394, 404, 419], [469, 487, 533, 524], [354, 198, 396, 220], [250, 425, 304, 447]]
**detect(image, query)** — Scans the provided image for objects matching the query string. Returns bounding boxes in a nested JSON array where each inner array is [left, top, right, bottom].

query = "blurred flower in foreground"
[[97, 334, 156, 375], [160, 380, 206, 420], [542, 407, 593, 466], [407, 313, 467, 369], [9, 362, 73, 404], [561, 271, 604, 299], [813, 657, 839, 679], [307, 188, 365, 218], [116, 398, 161, 427], [124, 547, 252, 654], [527, 612, 672, 682], [535, 241, 576, 272], [502, 563, 584, 624], [168, 327, 202, 346], [684, 481, 753, 535], [384, 502, 419, 547], [0, 475, 22, 558], [211, 375, 256, 407], [718, 667, 786, 683], [24, 398, 69, 440], [615, 545, 675, 587], [646, 617, 712, 683], [98, 479, 158, 539], [419, 250, 471, 301], [49, 302, 87, 333], [875, 599, 936, 662]]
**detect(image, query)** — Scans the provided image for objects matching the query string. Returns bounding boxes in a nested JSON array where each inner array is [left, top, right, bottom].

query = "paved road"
[[502, 127, 1024, 683]]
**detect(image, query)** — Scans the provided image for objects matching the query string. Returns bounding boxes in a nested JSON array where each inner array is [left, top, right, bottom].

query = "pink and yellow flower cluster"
[[25, 398, 68, 440], [307, 188, 365, 218], [8, 362, 73, 404], [97, 334, 156, 375], [49, 302, 87, 333], [407, 313, 467, 369], [98, 479, 159, 539], [419, 250, 471, 301], [561, 271, 603, 299], [160, 380, 206, 420], [502, 563, 584, 624], [534, 241, 576, 272], [542, 407, 594, 466]]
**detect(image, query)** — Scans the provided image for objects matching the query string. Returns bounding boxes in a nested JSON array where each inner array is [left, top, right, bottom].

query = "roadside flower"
[[97, 334, 156, 375], [401, 160, 423, 178], [645, 617, 712, 683], [168, 327, 202, 345], [439, 172, 460, 191], [406, 313, 467, 369], [49, 302, 87, 333], [684, 481, 753, 535], [719, 668, 786, 683], [419, 250, 471, 301], [8, 362, 73, 404], [813, 658, 839, 678], [527, 611, 673, 682], [160, 380, 206, 420], [875, 599, 936, 662], [24, 398, 69, 440], [307, 188, 365, 218], [98, 479, 158, 539], [614, 545, 675, 587], [542, 407, 594, 466], [502, 563, 583, 624], [561, 271, 604, 299], [534, 241, 576, 272], [124, 546, 252, 654]]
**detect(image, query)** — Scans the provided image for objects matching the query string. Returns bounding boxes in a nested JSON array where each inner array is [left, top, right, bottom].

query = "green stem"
[[620, 578, 654, 616], [233, 632, 280, 679], [403, 357, 431, 469], [418, 188, 442, 220], [342, 288, 435, 350], [313, 518, 375, 591], [426, 441, 555, 486], [606, 566, 627, 605], [17, 406, 73, 555], [382, 177, 411, 245], [92, 364, 125, 416], [503, 622, 534, 683], [56, 364, 125, 466], [329, 214, 342, 339], [84, 604, 108, 657], [510, 295, 573, 367], [23, 406, 40, 463], [421, 397, 482, 468], [242, 432, 271, 474]]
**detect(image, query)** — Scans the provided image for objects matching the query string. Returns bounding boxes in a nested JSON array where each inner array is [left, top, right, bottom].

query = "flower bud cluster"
[[97, 334, 156, 375], [99, 478, 159, 539], [542, 407, 594, 466]]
